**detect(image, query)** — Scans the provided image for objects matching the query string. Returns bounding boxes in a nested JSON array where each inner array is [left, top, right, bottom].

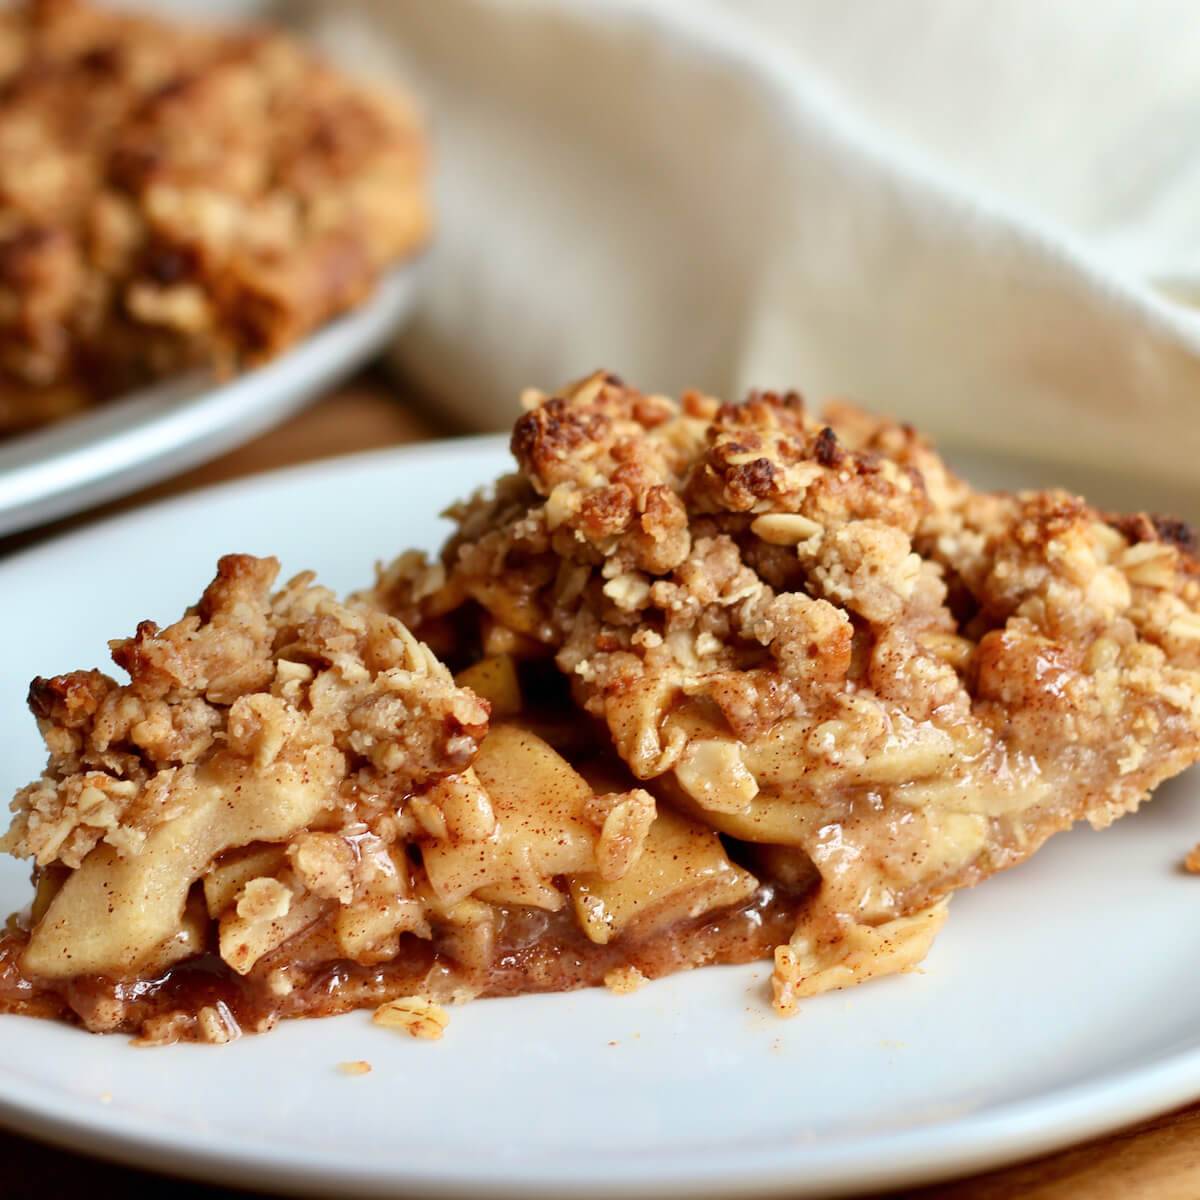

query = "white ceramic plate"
[[2, 437, 1199, 1200], [0, 265, 422, 538]]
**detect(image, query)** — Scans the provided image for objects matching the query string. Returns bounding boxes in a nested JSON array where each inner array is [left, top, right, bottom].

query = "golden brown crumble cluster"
[[381, 372, 1200, 1010], [4, 373, 1200, 1042], [6, 554, 486, 871], [0, 0, 430, 433]]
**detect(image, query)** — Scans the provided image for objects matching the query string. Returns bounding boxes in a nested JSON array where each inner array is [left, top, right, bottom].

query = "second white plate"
[[1, 437, 1199, 1198], [0, 265, 422, 537]]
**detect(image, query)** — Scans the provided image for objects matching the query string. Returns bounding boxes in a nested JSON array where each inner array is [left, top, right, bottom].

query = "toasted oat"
[[604, 965, 648, 995], [196, 1002, 241, 1045], [372, 996, 449, 1040], [590, 789, 656, 881], [338, 1060, 373, 1076]]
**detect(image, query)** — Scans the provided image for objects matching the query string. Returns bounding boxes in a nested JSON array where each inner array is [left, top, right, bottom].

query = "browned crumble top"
[[0, 0, 430, 434], [4, 374, 1200, 1042]]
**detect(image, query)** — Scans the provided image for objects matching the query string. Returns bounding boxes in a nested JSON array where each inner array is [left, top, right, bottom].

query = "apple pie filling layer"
[[3, 373, 1200, 1042], [0, 881, 801, 1043]]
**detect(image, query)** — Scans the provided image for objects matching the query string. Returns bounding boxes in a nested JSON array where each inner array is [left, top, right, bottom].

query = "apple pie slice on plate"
[[3, 373, 1199, 1043]]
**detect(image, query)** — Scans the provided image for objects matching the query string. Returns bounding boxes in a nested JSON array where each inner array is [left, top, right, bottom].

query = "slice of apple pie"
[[372, 373, 1200, 1013], [3, 374, 1200, 1042]]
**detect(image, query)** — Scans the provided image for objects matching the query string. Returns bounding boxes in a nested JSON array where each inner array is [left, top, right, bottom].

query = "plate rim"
[[0, 431, 506, 576], [0, 262, 424, 538], [1, 1013, 1198, 1199], [0, 437, 1197, 1199]]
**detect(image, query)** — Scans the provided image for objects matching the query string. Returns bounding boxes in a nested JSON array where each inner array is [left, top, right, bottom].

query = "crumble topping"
[[4, 554, 486, 873], [0, 0, 430, 433]]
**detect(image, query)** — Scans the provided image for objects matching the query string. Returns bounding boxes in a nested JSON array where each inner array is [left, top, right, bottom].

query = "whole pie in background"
[[2, 373, 1199, 1042], [0, 0, 430, 436]]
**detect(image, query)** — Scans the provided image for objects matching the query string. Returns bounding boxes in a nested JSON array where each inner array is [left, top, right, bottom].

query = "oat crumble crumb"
[[604, 965, 648, 995], [372, 996, 449, 1040]]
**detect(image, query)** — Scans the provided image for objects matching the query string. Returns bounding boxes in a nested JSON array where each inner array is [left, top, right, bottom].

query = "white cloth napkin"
[[205, 0, 1200, 486]]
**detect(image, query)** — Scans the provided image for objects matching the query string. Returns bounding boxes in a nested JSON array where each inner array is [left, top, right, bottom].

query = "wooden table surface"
[[3, 376, 1199, 1200]]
